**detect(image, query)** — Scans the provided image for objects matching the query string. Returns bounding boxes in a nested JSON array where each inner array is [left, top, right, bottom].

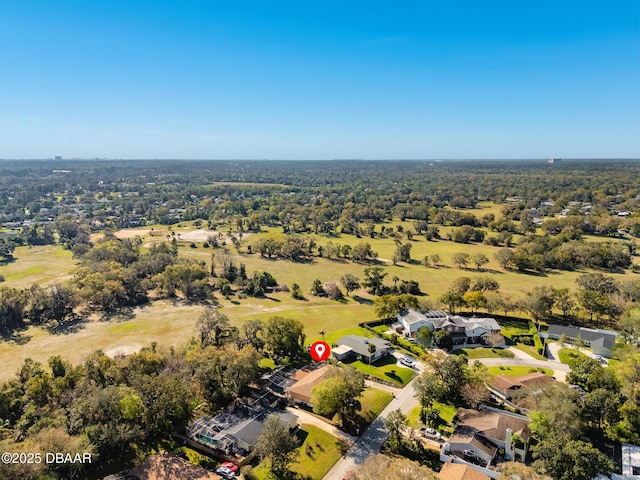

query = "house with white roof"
[[397, 309, 500, 345]]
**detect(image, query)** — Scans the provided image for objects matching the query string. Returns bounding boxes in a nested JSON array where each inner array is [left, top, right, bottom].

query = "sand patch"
[[105, 344, 142, 358], [177, 229, 251, 242], [114, 228, 155, 239]]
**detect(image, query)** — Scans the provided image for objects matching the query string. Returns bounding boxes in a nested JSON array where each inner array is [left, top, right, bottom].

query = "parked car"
[[421, 427, 441, 439], [220, 462, 238, 472], [215, 466, 236, 479], [400, 355, 415, 367]]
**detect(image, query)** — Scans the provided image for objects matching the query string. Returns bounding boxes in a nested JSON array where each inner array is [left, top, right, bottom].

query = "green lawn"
[[497, 317, 533, 339], [310, 326, 371, 347], [513, 343, 548, 361], [258, 358, 277, 370], [487, 365, 554, 377], [558, 348, 590, 365], [347, 355, 416, 386], [406, 404, 422, 428], [452, 347, 515, 359], [2, 216, 638, 381], [247, 424, 342, 480], [0, 245, 76, 289], [406, 401, 457, 433], [358, 387, 394, 423]]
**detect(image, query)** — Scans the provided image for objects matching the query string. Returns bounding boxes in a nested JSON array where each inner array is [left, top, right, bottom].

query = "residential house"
[[615, 443, 640, 479], [333, 335, 393, 363], [286, 365, 330, 406], [444, 407, 531, 464], [397, 310, 500, 345], [545, 324, 617, 358], [187, 411, 298, 456], [487, 372, 554, 401], [261, 365, 298, 395], [126, 452, 222, 480], [438, 463, 490, 480]]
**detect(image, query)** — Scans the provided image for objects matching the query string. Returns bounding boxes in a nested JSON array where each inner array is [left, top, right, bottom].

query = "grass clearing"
[[248, 424, 342, 480], [0, 301, 208, 379], [0, 245, 76, 289], [487, 365, 554, 377], [2, 214, 637, 380]]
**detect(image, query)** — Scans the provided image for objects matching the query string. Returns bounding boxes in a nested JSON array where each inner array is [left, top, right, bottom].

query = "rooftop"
[[489, 372, 554, 395], [438, 462, 491, 480], [454, 408, 531, 443], [335, 335, 392, 358], [547, 324, 616, 348], [287, 365, 330, 401], [131, 452, 222, 480]]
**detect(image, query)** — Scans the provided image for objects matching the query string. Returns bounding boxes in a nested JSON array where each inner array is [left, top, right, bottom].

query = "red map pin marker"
[[310, 341, 331, 362]]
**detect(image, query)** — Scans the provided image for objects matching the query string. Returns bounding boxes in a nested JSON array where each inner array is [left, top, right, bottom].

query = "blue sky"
[[1, 1, 638, 159]]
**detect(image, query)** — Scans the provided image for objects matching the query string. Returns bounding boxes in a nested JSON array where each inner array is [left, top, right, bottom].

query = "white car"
[[215, 467, 236, 479], [400, 355, 415, 367], [422, 427, 441, 439]]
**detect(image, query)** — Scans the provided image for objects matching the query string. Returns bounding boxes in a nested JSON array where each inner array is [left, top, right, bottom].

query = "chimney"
[[505, 428, 514, 460]]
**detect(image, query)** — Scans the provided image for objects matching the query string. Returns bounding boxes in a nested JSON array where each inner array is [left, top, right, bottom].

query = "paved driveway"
[[473, 345, 570, 382], [285, 407, 357, 445], [323, 375, 419, 480]]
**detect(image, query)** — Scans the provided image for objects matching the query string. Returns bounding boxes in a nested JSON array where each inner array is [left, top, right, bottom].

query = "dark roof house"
[[488, 372, 554, 400], [334, 335, 392, 363], [546, 324, 616, 358]]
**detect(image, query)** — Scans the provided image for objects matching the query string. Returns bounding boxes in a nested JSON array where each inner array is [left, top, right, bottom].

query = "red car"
[[220, 462, 238, 472]]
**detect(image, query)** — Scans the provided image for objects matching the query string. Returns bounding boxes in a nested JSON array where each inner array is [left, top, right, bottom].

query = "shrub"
[[533, 333, 545, 355], [512, 335, 535, 345]]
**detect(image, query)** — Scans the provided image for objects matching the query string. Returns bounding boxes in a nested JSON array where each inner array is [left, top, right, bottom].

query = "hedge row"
[[533, 333, 546, 356], [511, 334, 535, 346]]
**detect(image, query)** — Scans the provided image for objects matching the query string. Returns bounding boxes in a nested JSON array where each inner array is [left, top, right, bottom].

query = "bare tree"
[[461, 382, 490, 409], [484, 332, 505, 347]]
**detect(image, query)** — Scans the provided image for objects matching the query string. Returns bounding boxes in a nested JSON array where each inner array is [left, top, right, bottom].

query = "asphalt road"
[[323, 367, 420, 480]]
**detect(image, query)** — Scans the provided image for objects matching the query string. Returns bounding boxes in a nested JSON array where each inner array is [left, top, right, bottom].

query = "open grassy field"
[[2, 213, 638, 379], [0, 245, 77, 288], [248, 424, 342, 480], [0, 301, 209, 379]]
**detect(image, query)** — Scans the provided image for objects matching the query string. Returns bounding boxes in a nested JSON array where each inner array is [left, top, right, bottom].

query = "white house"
[[397, 309, 500, 344]]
